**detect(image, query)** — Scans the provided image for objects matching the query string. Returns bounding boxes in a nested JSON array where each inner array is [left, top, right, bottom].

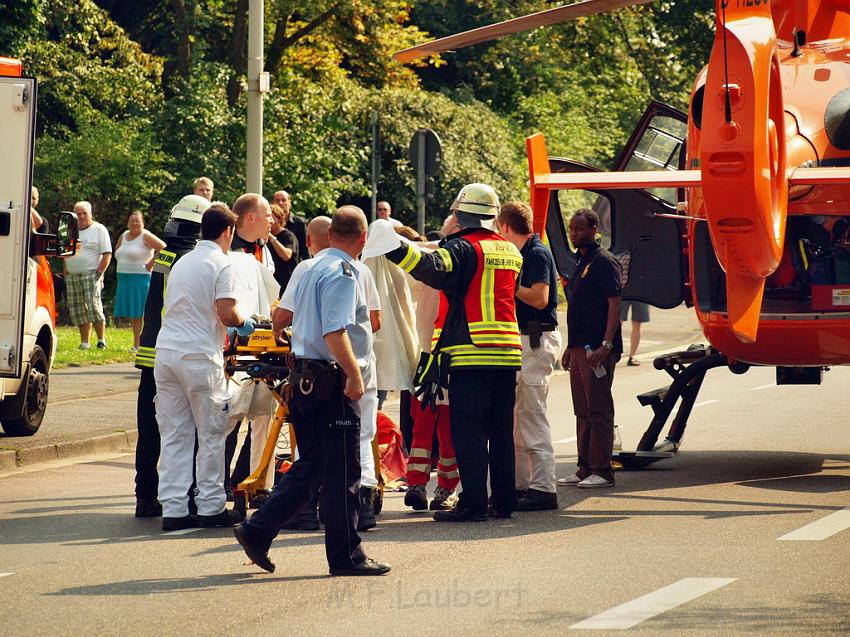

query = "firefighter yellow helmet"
[[450, 183, 500, 216], [170, 194, 210, 224]]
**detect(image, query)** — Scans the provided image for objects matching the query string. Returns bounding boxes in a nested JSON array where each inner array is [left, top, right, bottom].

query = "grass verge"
[[54, 326, 137, 369]]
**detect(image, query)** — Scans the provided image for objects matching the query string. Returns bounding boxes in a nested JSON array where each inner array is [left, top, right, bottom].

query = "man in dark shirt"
[[497, 202, 561, 511], [267, 203, 299, 292], [273, 190, 307, 259], [559, 208, 622, 489]]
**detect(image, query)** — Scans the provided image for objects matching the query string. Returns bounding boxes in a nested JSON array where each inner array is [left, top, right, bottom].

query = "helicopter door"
[[0, 76, 36, 379], [544, 101, 688, 308]]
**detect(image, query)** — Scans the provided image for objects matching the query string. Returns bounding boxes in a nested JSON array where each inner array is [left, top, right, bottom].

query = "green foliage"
[[0, 0, 43, 57], [20, 0, 162, 136], [34, 114, 173, 233]]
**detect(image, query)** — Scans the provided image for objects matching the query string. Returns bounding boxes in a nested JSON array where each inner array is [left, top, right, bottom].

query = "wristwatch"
[[601, 340, 614, 350]]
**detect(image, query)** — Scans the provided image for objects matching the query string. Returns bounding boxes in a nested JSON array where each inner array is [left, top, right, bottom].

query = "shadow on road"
[[45, 572, 326, 596], [1, 450, 846, 549]]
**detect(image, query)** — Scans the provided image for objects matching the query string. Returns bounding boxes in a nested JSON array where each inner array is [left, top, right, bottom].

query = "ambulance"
[[0, 57, 78, 436]]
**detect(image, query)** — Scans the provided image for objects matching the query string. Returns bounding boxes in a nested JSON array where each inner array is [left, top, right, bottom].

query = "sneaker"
[[429, 486, 454, 511], [627, 357, 640, 366], [197, 508, 242, 527], [613, 425, 622, 452], [654, 438, 680, 453], [135, 498, 162, 518], [577, 475, 614, 489], [404, 484, 428, 511], [557, 473, 582, 486], [96, 340, 107, 350], [515, 489, 558, 511], [162, 515, 198, 532], [78, 342, 91, 350], [329, 557, 391, 577]]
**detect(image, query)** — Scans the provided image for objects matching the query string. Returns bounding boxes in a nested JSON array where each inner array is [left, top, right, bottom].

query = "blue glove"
[[234, 317, 256, 337]]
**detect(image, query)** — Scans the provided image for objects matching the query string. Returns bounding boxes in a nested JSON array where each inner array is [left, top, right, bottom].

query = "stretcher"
[[224, 325, 384, 520]]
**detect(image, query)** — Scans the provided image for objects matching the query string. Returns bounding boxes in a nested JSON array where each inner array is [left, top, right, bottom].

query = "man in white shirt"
[[63, 201, 112, 350], [154, 204, 257, 531], [376, 200, 402, 228]]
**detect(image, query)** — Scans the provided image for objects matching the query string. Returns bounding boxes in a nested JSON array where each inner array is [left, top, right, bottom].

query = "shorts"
[[66, 270, 105, 326], [620, 300, 650, 323]]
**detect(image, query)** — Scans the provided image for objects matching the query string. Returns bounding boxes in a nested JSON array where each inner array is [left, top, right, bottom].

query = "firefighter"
[[373, 183, 523, 521], [133, 194, 210, 518]]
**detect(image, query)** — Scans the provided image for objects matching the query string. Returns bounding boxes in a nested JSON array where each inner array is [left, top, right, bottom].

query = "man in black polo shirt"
[[497, 202, 562, 511], [558, 208, 622, 489]]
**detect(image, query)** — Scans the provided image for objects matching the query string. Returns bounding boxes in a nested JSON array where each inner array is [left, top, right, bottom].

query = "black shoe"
[[515, 489, 559, 512], [135, 498, 162, 518], [357, 487, 377, 531], [197, 508, 242, 528], [487, 506, 513, 519], [162, 515, 198, 531], [433, 506, 487, 522], [233, 524, 275, 573], [404, 485, 428, 511], [283, 512, 321, 531], [329, 558, 391, 577]]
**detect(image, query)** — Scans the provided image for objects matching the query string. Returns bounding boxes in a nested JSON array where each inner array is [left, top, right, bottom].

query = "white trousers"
[[514, 330, 562, 493], [358, 385, 378, 488], [155, 349, 235, 517]]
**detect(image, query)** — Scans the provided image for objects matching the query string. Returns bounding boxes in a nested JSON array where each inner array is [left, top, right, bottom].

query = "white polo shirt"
[[157, 240, 236, 365]]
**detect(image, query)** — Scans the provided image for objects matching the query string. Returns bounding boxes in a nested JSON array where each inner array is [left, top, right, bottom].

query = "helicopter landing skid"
[[614, 346, 737, 470]]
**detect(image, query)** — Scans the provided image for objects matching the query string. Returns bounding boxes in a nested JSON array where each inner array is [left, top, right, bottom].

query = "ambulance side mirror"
[[30, 211, 79, 257]]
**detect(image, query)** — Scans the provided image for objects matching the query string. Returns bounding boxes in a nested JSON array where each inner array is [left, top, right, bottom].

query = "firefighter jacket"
[[134, 228, 199, 370], [385, 227, 523, 369]]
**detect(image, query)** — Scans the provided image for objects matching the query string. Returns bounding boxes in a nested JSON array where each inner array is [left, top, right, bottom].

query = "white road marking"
[[570, 577, 737, 630], [554, 436, 577, 444], [0, 572, 14, 578], [692, 400, 719, 408], [161, 527, 204, 537], [777, 508, 850, 541], [749, 383, 776, 391]]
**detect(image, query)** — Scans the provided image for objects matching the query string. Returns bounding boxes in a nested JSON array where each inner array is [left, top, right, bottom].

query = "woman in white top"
[[113, 211, 166, 350]]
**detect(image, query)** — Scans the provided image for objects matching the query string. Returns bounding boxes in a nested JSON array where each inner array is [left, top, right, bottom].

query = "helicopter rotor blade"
[[394, 0, 656, 63]]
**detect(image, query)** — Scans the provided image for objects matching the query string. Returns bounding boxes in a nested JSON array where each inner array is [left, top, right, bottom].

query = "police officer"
[[233, 206, 391, 576], [375, 183, 524, 522], [134, 194, 210, 518]]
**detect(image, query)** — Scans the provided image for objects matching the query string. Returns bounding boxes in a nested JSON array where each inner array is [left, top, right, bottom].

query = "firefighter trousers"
[[406, 396, 458, 489], [449, 368, 517, 515]]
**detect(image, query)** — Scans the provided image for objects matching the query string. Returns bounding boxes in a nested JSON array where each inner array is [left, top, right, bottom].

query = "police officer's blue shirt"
[[290, 247, 372, 373]]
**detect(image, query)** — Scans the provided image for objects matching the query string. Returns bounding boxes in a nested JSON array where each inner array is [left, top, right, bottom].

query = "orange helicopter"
[[395, 0, 850, 465]]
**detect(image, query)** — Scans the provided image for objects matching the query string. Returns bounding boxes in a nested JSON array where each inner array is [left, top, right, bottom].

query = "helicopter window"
[[624, 115, 687, 205], [556, 189, 613, 250]]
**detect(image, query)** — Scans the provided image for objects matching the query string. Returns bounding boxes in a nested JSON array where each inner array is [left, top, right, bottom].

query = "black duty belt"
[[287, 358, 342, 400], [520, 323, 557, 335]]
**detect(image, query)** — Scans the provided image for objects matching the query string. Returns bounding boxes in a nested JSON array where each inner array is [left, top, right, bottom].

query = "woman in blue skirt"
[[113, 211, 166, 351]]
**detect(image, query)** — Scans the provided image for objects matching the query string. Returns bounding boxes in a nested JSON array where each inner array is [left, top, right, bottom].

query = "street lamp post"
[[246, 0, 269, 194]]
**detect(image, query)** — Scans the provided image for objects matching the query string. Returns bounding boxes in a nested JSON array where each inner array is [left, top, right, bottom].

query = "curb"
[[8, 430, 138, 470]]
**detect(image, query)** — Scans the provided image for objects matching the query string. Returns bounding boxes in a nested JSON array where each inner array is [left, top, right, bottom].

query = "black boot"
[[357, 486, 377, 531]]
